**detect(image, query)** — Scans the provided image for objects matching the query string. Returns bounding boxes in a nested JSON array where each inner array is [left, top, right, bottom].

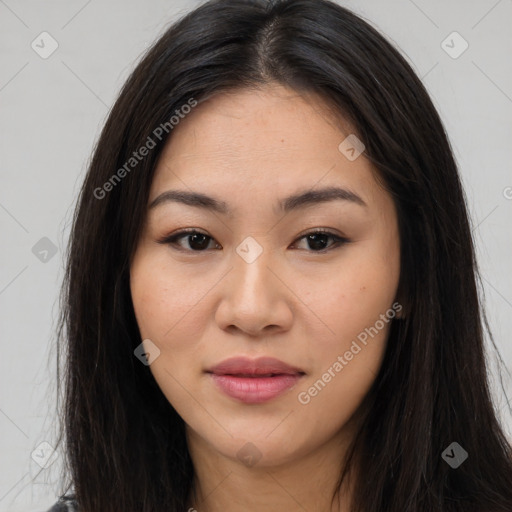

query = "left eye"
[[157, 229, 349, 253], [293, 231, 349, 251]]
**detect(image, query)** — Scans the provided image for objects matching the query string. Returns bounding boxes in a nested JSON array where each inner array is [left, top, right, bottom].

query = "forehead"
[[149, 84, 381, 211], [158, 84, 353, 162]]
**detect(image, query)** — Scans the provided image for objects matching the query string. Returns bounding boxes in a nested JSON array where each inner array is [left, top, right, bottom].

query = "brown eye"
[[157, 230, 220, 251], [292, 230, 349, 252]]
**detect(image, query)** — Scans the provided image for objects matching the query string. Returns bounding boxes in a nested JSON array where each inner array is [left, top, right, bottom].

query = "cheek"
[[130, 253, 209, 404], [295, 268, 395, 421], [294, 240, 399, 390], [130, 249, 210, 342], [298, 252, 398, 341]]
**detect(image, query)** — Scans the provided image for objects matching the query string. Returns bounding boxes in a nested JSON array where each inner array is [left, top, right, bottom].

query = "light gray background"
[[1, 0, 511, 510]]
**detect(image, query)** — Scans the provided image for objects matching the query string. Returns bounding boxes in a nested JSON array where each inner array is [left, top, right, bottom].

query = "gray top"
[[46, 496, 77, 511]]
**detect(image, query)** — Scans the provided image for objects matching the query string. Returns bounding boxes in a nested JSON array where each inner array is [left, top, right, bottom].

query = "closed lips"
[[206, 359, 306, 403], [206, 356, 306, 376]]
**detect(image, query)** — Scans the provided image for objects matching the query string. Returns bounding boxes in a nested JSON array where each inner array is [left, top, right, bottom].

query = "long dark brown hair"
[[53, 0, 512, 510]]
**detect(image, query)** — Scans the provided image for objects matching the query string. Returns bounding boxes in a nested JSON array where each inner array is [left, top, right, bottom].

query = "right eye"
[[156, 229, 221, 252]]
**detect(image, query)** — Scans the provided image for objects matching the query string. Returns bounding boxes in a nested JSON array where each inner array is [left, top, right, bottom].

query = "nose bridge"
[[231, 236, 273, 303]]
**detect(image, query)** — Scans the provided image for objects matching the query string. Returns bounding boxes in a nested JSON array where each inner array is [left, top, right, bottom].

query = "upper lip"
[[207, 356, 305, 376]]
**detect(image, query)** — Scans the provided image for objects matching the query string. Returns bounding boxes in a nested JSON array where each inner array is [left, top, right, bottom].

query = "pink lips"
[[206, 356, 305, 403]]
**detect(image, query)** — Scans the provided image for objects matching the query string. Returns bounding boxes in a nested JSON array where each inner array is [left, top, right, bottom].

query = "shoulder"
[[45, 495, 78, 511]]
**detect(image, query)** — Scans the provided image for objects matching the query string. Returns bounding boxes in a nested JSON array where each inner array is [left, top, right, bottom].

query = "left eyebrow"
[[148, 185, 367, 214], [279, 186, 367, 213]]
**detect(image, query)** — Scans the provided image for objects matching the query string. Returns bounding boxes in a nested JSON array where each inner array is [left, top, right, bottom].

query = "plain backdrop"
[[1, 0, 511, 510]]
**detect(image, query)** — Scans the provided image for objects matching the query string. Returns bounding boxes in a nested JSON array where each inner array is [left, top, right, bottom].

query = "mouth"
[[206, 356, 306, 403]]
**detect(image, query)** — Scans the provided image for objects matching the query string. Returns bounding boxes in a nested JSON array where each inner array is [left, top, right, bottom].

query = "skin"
[[130, 83, 401, 512]]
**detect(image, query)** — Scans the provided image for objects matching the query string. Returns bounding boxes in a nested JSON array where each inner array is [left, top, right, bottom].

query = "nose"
[[214, 242, 293, 337]]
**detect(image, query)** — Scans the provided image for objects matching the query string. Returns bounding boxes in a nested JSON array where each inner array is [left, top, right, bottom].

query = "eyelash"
[[156, 228, 350, 253]]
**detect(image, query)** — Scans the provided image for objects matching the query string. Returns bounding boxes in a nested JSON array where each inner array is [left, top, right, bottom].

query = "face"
[[130, 83, 401, 469]]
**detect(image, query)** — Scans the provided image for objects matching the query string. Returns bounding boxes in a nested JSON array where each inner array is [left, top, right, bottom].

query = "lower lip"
[[209, 373, 303, 403]]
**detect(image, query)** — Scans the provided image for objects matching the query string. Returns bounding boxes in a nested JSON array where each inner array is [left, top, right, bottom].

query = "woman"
[[48, 0, 512, 510]]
